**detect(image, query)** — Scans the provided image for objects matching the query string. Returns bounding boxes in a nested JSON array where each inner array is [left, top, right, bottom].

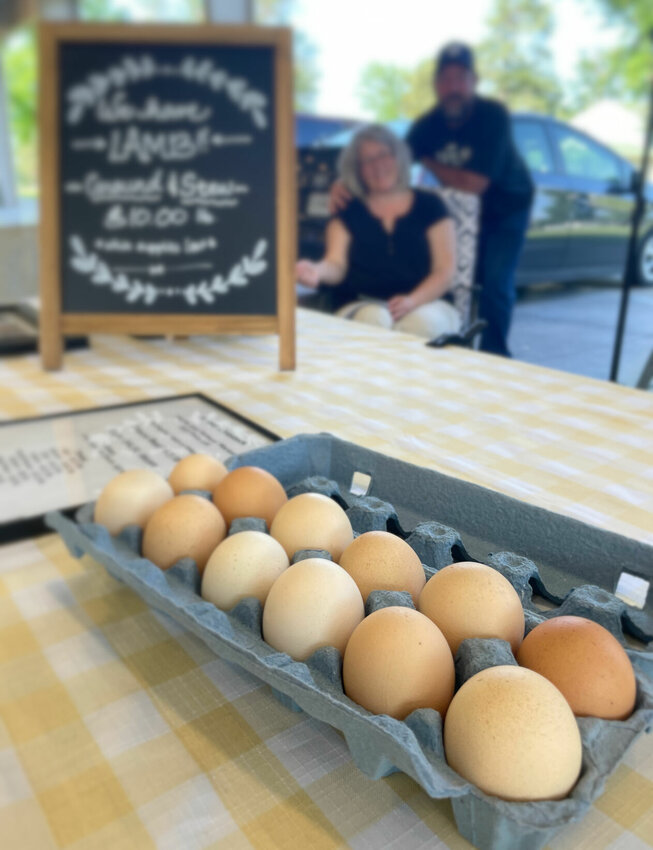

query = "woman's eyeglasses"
[[359, 150, 395, 168]]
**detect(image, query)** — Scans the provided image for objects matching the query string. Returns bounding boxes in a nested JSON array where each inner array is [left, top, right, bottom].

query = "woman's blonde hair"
[[337, 124, 412, 198]]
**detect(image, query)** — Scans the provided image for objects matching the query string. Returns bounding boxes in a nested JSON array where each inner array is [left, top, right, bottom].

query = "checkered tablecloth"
[[1, 309, 652, 850]]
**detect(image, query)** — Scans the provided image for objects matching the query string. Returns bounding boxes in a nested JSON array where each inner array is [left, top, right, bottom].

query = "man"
[[332, 43, 534, 356], [407, 43, 534, 355]]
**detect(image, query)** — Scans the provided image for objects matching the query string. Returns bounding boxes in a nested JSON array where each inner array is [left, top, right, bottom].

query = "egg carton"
[[46, 433, 653, 850]]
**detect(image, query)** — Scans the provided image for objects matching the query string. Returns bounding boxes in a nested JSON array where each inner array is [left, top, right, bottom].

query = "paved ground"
[[510, 282, 653, 389]]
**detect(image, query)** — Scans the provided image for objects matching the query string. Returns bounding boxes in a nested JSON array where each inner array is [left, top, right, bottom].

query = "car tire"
[[638, 229, 653, 286]]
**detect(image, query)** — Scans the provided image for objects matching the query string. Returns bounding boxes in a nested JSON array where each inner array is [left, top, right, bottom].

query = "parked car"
[[297, 113, 653, 287]]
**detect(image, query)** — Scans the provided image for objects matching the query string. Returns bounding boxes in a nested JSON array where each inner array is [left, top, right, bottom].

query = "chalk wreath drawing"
[[65, 55, 268, 129], [69, 235, 268, 305], [65, 53, 270, 305]]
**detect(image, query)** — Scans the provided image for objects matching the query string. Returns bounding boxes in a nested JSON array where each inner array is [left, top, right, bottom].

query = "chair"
[[425, 186, 486, 349]]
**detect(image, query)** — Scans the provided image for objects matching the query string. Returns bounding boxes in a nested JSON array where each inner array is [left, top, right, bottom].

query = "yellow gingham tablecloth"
[[1, 308, 652, 850]]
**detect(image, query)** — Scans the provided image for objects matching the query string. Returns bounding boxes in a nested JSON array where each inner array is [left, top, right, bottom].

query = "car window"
[[552, 126, 622, 182], [512, 120, 555, 174]]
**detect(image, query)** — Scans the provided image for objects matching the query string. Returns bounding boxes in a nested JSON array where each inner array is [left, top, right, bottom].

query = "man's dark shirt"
[[407, 96, 534, 223]]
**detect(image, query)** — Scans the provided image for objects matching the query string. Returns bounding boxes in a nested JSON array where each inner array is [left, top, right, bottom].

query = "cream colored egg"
[[339, 531, 426, 604], [270, 493, 354, 560], [418, 562, 525, 655], [94, 469, 173, 535], [343, 606, 455, 720], [444, 665, 582, 801], [201, 530, 289, 610], [142, 494, 226, 572], [168, 454, 228, 494], [517, 616, 637, 720], [213, 466, 287, 528], [262, 558, 364, 660]]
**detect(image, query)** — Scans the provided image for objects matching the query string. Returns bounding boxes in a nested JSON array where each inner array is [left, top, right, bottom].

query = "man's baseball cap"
[[436, 42, 476, 75]]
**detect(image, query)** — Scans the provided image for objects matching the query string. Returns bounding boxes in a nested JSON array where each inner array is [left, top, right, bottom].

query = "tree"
[[79, 0, 203, 19], [2, 26, 37, 196], [358, 58, 434, 121], [358, 63, 411, 121], [255, 0, 319, 111], [476, 0, 563, 115], [566, 53, 627, 115], [585, 0, 653, 103]]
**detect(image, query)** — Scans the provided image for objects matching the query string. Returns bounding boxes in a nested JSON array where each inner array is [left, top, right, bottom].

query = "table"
[[1, 309, 652, 850]]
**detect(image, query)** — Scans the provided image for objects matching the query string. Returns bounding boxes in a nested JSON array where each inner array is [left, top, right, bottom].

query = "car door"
[[549, 123, 635, 278], [511, 117, 573, 285]]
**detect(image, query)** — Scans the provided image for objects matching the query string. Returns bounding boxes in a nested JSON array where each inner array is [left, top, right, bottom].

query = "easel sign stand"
[[39, 23, 296, 371]]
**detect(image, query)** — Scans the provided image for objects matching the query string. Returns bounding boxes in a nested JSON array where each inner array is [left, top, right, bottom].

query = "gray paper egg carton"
[[46, 433, 653, 850]]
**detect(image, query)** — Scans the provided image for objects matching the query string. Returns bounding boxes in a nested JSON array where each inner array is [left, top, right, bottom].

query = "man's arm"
[[328, 178, 353, 214], [421, 157, 489, 195]]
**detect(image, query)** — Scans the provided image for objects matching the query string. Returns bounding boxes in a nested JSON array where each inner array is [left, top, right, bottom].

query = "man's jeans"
[[476, 207, 531, 357]]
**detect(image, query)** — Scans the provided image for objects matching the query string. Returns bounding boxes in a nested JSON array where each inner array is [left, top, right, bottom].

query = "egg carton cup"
[[46, 433, 653, 850]]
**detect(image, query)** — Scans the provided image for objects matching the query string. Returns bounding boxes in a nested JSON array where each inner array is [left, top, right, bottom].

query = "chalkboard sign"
[[39, 24, 295, 370]]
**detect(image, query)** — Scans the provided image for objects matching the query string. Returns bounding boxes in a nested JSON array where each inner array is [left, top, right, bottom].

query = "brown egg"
[[418, 562, 525, 655], [444, 665, 582, 801], [339, 531, 426, 604], [212, 466, 287, 528], [168, 453, 228, 494], [142, 494, 226, 572], [517, 615, 637, 720], [270, 493, 354, 560], [343, 606, 455, 720], [94, 469, 173, 535]]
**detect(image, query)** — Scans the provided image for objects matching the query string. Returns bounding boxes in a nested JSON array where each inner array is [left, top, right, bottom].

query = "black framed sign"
[[0, 393, 278, 543], [39, 23, 296, 371]]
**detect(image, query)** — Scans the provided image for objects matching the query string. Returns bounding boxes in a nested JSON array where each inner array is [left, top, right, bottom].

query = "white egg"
[[202, 531, 289, 610], [262, 557, 364, 660], [94, 469, 173, 535]]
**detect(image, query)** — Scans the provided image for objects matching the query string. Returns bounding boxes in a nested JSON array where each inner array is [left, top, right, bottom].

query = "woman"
[[295, 124, 459, 338]]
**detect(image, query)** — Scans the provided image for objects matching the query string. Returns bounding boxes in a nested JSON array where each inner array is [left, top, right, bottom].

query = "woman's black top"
[[333, 189, 450, 305]]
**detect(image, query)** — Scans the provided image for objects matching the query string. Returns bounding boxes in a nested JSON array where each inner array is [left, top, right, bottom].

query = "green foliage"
[[2, 26, 37, 197], [585, 0, 653, 102], [565, 52, 627, 115], [255, 0, 319, 111], [476, 0, 563, 115], [358, 58, 434, 121], [79, 0, 203, 19], [358, 0, 565, 121]]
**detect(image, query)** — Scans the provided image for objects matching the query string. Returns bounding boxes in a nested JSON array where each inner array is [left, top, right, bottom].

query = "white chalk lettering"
[[96, 91, 212, 124], [84, 170, 164, 203], [184, 237, 217, 254], [178, 171, 249, 201], [107, 126, 211, 164], [94, 238, 133, 252], [135, 241, 182, 256], [102, 204, 189, 230]]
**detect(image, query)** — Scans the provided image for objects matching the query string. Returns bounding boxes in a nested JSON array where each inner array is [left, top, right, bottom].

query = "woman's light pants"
[[336, 299, 461, 339]]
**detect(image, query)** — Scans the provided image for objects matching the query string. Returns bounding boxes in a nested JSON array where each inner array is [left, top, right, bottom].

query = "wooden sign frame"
[[39, 23, 296, 371]]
